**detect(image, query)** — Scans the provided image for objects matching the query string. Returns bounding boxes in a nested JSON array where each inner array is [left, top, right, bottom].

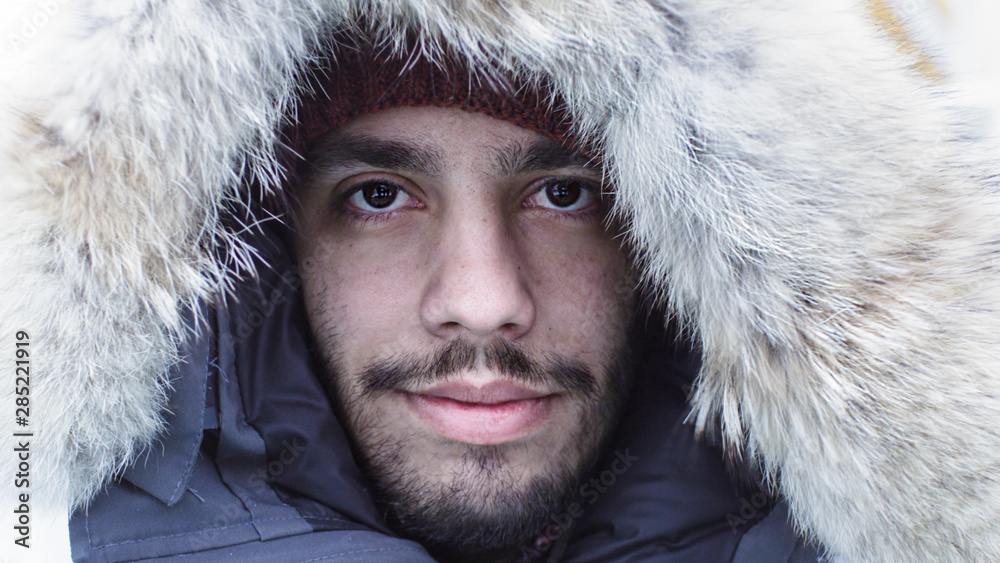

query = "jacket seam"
[[162, 545, 427, 560], [169, 362, 211, 505], [93, 516, 305, 548], [294, 547, 429, 562]]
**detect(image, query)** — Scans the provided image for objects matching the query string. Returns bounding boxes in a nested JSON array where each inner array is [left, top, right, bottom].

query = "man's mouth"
[[402, 380, 555, 445]]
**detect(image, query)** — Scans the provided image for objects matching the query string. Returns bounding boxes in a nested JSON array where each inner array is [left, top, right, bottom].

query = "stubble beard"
[[315, 334, 637, 561]]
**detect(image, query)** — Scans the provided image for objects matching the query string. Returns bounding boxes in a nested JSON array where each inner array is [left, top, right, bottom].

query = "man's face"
[[293, 106, 637, 558]]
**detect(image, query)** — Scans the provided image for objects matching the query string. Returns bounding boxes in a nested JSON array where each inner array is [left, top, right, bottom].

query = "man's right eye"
[[344, 179, 416, 213]]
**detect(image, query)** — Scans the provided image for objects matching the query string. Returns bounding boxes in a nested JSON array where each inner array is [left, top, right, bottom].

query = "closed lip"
[[403, 380, 556, 445], [415, 380, 551, 404]]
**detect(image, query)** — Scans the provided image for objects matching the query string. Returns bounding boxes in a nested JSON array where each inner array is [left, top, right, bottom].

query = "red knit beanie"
[[286, 37, 578, 163]]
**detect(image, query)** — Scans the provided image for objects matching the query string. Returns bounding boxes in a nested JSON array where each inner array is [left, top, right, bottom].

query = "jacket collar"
[[123, 306, 213, 506]]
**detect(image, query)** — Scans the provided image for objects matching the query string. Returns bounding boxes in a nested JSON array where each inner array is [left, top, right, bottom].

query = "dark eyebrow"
[[491, 138, 596, 177], [304, 132, 444, 178]]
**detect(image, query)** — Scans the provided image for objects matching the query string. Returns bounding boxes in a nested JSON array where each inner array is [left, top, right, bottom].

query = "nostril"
[[500, 322, 523, 337]]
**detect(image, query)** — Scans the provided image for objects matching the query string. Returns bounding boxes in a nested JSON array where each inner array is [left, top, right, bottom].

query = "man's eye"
[[345, 180, 414, 212], [528, 178, 598, 212]]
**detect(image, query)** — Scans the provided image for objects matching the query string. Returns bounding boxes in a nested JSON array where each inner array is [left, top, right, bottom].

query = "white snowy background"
[[889, 0, 1000, 140]]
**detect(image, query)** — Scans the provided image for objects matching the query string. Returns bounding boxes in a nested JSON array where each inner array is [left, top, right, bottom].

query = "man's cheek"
[[342, 288, 418, 342], [326, 257, 424, 324], [544, 271, 631, 356]]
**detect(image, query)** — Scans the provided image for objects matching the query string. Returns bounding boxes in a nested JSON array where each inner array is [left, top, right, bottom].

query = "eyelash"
[[529, 203, 604, 223], [335, 206, 397, 227]]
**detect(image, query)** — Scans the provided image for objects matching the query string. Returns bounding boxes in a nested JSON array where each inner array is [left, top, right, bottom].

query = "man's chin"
[[360, 438, 578, 560]]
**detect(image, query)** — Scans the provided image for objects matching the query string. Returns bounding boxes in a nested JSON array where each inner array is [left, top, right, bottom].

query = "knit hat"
[[286, 38, 578, 163]]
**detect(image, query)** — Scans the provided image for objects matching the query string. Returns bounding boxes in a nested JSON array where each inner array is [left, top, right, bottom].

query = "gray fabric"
[[122, 306, 210, 507], [212, 301, 314, 542], [733, 503, 824, 563], [140, 530, 431, 562]]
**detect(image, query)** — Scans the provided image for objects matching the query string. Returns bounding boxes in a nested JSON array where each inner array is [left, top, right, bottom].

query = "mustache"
[[359, 338, 597, 400]]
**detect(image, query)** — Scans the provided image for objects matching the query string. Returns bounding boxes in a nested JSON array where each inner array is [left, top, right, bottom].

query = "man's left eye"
[[527, 178, 598, 212]]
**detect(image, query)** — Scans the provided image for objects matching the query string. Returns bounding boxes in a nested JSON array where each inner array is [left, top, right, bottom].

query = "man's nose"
[[420, 213, 536, 340]]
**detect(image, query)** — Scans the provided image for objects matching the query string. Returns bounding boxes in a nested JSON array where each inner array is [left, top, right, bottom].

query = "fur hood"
[[3, 1, 999, 560]]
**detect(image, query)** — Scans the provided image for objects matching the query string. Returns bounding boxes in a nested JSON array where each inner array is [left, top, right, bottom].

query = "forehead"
[[301, 106, 596, 180]]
